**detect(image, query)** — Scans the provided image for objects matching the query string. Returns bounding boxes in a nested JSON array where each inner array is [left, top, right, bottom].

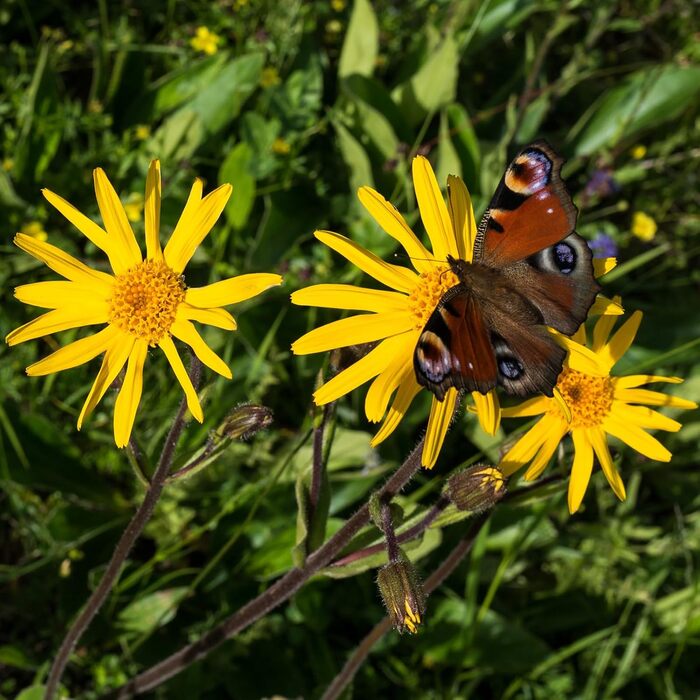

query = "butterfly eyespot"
[[498, 356, 524, 380], [553, 242, 576, 274]]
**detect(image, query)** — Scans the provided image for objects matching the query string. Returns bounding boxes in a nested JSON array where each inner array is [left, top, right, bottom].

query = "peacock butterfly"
[[414, 141, 600, 400]]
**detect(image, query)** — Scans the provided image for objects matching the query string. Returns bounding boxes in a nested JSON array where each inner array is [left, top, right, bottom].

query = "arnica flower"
[[190, 26, 221, 55], [631, 211, 657, 242], [6, 160, 282, 447], [499, 309, 697, 513], [292, 156, 500, 468], [292, 157, 618, 469]]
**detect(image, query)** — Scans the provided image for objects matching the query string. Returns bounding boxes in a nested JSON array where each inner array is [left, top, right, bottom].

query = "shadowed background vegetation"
[[1, 0, 699, 698]]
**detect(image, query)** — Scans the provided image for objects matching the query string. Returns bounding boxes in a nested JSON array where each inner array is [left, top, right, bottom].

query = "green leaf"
[[117, 587, 188, 635], [333, 119, 375, 190], [393, 33, 459, 125], [338, 0, 379, 79], [0, 644, 35, 670], [15, 687, 46, 700], [219, 142, 256, 229], [572, 64, 700, 156], [436, 109, 462, 184], [446, 103, 481, 192]]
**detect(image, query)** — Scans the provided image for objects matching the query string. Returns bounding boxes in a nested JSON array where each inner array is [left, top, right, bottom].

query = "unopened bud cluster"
[[376, 553, 426, 634], [215, 404, 273, 442], [445, 464, 507, 513]]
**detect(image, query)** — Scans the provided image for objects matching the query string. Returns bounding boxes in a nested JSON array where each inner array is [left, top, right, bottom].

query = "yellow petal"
[[162, 178, 203, 266], [364, 332, 418, 422], [472, 390, 501, 436], [145, 159, 163, 261], [613, 402, 682, 433], [370, 376, 421, 447], [500, 416, 554, 476], [41, 188, 123, 271], [78, 332, 135, 429], [14, 280, 112, 309], [593, 258, 617, 277], [613, 387, 697, 410], [159, 336, 204, 422], [422, 388, 459, 469], [412, 156, 457, 260], [6, 304, 109, 346], [500, 396, 551, 418], [292, 312, 414, 355], [553, 387, 572, 423], [599, 310, 642, 369], [291, 284, 408, 313], [524, 420, 566, 480], [589, 294, 624, 317], [113, 340, 148, 448], [447, 175, 476, 262], [177, 304, 237, 330], [587, 426, 626, 501], [186, 272, 282, 308], [164, 183, 232, 273], [313, 336, 404, 405], [571, 323, 587, 345], [13, 233, 113, 288], [552, 330, 609, 376], [26, 325, 119, 376], [590, 297, 624, 352], [314, 230, 419, 294], [614, 374, 683, 390], [568, 430, 594, 513], [93, 167, 142, 268], [171, 319, 232, 379], [603, 412, 671, 462], [357, 186, 433, 273]]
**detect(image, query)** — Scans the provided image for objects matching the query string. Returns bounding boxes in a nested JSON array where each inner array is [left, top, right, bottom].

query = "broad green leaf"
[[333, 119, 375, 190], [0, 644, 35, 670], [219, 142, 256, 229], [466, 0, 540, 52], [15, 687, 46, 700], [117, 587, 188, 635], [572, 65, 700, 156], [338, 0, 379, 79], [436, 109, 462, 184], [446, 103, 481, 192]]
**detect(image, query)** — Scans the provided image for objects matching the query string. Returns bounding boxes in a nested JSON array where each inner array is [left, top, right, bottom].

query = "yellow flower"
[[499, 310, 697, 513], [631, 145, 647, 160], [325, 19, 343, 34], [292, 156, 500, 468], [271, 137, 291, 155], [3, 158, 15, 171], [20, 221, 48, 242], [7, 160, 282, 447], [190, 26, 221, 55], [631, 211, 657, 241], [123, 192, 144, 222], [134, 125, 151, 141], [260, 66, 281, 89], [331, 0, 346, 10]]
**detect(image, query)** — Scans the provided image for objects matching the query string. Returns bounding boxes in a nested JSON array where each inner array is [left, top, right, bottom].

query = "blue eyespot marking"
[[553, 242, 575, 274], [499, 357, 523, 380]]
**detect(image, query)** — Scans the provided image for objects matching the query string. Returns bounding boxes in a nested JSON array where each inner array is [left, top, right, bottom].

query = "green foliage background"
[[1, 0, 699, 697]]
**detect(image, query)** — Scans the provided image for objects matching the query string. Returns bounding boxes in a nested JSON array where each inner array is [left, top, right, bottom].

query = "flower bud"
[[368, 492, 403, 533], [214, 404, 273, 442], [376, 554, 426, 634], [445, 464, 506, 513]]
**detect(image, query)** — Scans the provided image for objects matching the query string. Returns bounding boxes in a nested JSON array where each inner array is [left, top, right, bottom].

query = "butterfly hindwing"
[[414, 287, 498, 400], [474, 141, 577, 267]]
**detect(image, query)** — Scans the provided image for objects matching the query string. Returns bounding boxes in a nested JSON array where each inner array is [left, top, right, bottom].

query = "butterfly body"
[[414, 142, 600, 401]]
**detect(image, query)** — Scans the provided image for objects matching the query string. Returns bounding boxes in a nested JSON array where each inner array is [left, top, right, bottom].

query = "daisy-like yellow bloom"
[[292, 157, 505, 468], [631, 211, 657, 242], [6, 160, 282, 447], [190, 26, 221, 55], [499, 310, 697, 513]]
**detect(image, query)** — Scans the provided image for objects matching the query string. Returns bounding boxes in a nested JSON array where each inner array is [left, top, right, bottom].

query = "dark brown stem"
[[381, 500, 400, 562], [321, 513, 490, 700], [44, 358, 202, 700], [107, 436, 427, 698]]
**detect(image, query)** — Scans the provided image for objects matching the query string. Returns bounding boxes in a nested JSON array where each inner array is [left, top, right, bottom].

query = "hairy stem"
[[44, 358, 202, 700], [107, 436, 427, 698]]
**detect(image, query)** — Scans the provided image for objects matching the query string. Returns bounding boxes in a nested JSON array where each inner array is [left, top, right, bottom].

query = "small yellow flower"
[[134, 125, 151, 141], [271, 137, 291, 155], [499, 310, 697, 513], [331, 0, 346, 10], [57, 39, 74, 53], [260, 66, 281, 88], [325, 19, 343, 34], [7, 161, 282, 447], [631, 145, 647, 160], [2, 158, 14, 171], [20, 221, 48, 242], [190, 26, 221, 55], [123, 192, 144, 223], [87, 99, 103, 114], [631, 211, 657, 241], [376, 556, 425, 634]]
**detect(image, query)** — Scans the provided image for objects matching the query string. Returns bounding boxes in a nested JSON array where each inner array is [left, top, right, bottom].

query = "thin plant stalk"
[[44, 358, 202, 700]]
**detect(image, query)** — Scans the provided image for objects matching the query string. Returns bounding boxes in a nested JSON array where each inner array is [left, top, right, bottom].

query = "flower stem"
[[106, 435, 427, 698], [44, 358, 202, 700], [321, 513, 491, 700]]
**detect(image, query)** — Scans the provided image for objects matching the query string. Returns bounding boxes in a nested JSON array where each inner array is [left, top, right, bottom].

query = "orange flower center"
[[109, 260, 186, 346], [553, 368, 614, 428], [407, 267, 459, 329]]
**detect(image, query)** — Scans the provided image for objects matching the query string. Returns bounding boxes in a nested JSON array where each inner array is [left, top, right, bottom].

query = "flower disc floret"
[[553, 368, 614, 428], [407, 267, 459, 329], [109, 260, 185, 346]]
